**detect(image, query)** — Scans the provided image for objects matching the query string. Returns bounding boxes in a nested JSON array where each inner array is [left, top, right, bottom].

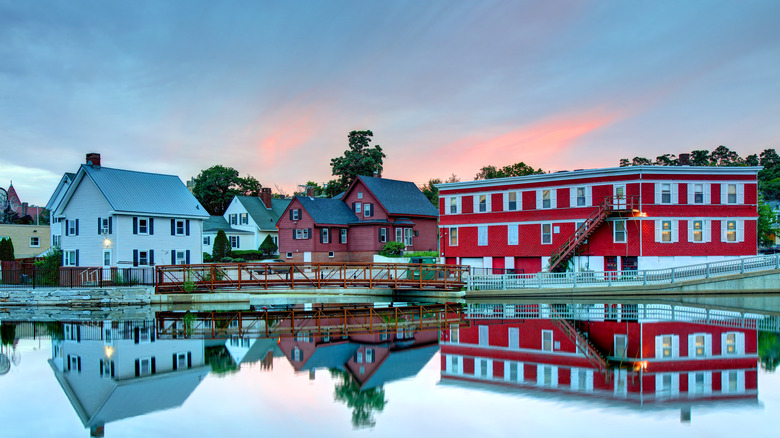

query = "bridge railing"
[[155, 262, 469, 293], [466, 254, 780, 291]]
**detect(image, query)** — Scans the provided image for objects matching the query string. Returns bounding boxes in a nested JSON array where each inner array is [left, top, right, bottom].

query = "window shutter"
[[654, 220, 661, 242], [320, 228, 324, 243], [586, 187, 592, 206], [171, 219, 175, 235], [297, 209, 302, 219], [720, 220, 726, 242], [352, 202, 356, 212], [672, 221, 679, 243], [186, 220, 190, 236], [133, 250, 138, 267], [149, 218, 154, 235], [133, 217, 138, 234], [705, 220, 711, 243], [186, 250, 190, 264], [111, 361, 115, 377], [78, 357, 82, 372], [721, 183, 727, 204], [187, 352, 192, 368], [292, 229, 296, 240], [135, 359, 140, 377], [108, 217, 112, 234], [75, 219, 79, 235], [75, 249, 79, 267], [706, 333, 712, 356], [551, 189, 557, 208], [655, 183, 660, 204], [504, 192, 509, 211], [687, 334, 695, 357], [671, 184, 678, 205], [308, 228, 312, 239], [134, 327, 140, 344], [738, 184, 744, 204], [65, 221, 69, 236], [151, 357, 156, 374], [149, 250, 154, 266], [172, 353, 178, 371], [289, 209, 293, 220], [738, 220, 744, 242], [535, 190, 541, 209], [67, 355, 71, 371], [98, 217, 101, 234], [687, 183, 693, 204], [655, 336, 662, 358], [687, 220, 693, 242], [569, 189, 575, 208], [704, 184, 711, 204], [171, 250, 175, 265]]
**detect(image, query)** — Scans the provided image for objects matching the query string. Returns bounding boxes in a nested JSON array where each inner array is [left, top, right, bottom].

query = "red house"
[[277, 176, 439, 263], [440, 303, 759, 406], [437, 164, 760, 273]]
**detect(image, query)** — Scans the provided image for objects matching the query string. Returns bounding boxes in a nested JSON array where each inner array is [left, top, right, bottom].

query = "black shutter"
[[298, 209, 302, 219], [187, 352, 192, 368], [149, 250, 154, 266], [320, 228, 323, 243], [65, 221, 69, 236], [108, 217, 112, 234], [171, 250, 176, 265], [67, 355, 71, 371], [110, 361, 115, 377], [134, 327, 140, 344], [78, 357, 81, 372], [236, 236, 239, 247], [75, 219, 79, 235], [379, 228, 383, 242], [352, 202, 356, 212], [133, 250, 138, 267], [186, 220, 190, 236], [134, 359, 140, 377], [149, 218, 154, 235], [172, 353, 178, 371], [75, 249, 79, 267], [186, 250, 190, 264], [289, 209, 293, 220], [133, 217, 138, 234], [308, 228, 312, 239], [171, 219, 175, 235], [151, 357, 156, 374], [292, 229, 296, 240], [98, 217, 101, 234]]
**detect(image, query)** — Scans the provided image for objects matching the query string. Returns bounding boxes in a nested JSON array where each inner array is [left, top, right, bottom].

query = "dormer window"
[[292, 209, 299, 221], [364, 203, 372, 218], [354, 203, 362, 214]]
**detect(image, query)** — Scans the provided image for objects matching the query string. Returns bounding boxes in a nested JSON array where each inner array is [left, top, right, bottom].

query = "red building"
[[440, 303, 759, 406], [277, 176, 438, 263], [437, 165, 760, 273]]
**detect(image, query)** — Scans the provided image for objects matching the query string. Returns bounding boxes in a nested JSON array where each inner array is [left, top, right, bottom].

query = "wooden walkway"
[[155, 262, 468, 293]]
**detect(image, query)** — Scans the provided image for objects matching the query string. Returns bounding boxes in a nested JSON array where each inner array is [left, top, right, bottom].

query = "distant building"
[[50, 153, 209, 268], [277, 175, 438, 263], [222, 188, 290, 253], [0, 224, 50, 258], [437, 165, 760, 273], [1, 182, 45, 223]]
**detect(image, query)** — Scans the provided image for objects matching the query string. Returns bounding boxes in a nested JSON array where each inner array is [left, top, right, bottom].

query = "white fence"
[[465, 303, 780, 332], [467, 254, 780, 291]]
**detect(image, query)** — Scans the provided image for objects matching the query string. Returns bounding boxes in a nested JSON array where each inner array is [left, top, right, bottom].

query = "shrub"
[[0, 238, 14, 261], [233, 257, 246, 263], [259, 235, 278, 256], [404, 251, 438, 258], [379, 241, 405, 257], [212, 230, 232, 262], [34, 248, 62, 285], [182, 280, 196, 292], [230, 250, 266, 260], [222, 256, 234, 263], [203, 252, 213, 263]]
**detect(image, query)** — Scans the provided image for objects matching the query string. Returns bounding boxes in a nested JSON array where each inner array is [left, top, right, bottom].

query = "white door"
[[102, 250, 112, 280], [303, 252, 312, 263], [613, 185, 626, 209]]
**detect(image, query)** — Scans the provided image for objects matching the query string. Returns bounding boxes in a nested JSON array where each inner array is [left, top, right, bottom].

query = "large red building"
[[437, 165, 760, 273], [278, 176, 438, 263]]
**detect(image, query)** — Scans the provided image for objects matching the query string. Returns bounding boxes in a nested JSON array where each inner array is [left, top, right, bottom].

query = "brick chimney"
[[679, 153, 690, 166], [305, 186, 314, 197], [259, 187, 272, 208], [86, 153, 101, 167]]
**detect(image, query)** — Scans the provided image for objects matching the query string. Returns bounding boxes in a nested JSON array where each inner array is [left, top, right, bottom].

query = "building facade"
[[437, 165, 760, 273], [277, 176, 439, 263], [0, 224, 50, 258], [221, 188, 290, 253]]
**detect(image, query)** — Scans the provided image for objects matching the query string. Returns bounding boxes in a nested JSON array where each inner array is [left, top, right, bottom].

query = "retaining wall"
[[0, 286, 153, 307]]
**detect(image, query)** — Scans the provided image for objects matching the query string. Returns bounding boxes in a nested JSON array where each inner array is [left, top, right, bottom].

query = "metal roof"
[[355, 176, 438, 217], [78, 164, 209, 218], [235, 196, 291, 231]]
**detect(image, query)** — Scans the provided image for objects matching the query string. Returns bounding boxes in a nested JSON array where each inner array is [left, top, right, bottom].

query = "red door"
[[605, 256, 618, 279]]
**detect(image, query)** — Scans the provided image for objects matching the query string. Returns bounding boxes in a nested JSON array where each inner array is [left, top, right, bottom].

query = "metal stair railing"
[[549, 307, 609, 374]]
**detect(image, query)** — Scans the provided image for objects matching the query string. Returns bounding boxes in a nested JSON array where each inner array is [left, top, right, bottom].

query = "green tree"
[[757, 196, 778, 247], [420, 174, 460, 206], [745, 154, 759, 166], [690, 150, 711, 166], [327, 130, 386, 197], [330, 368, 387, 428], [759, 331, 780, 372], [192, 165, 263, 215], [474, 162, 543, 180], [0, 238, 14, 261], [34, 248, 62, 286], [259, 235, 278, 256], [212, 230, 232, 262], [710, 145, 744, 166], [654, 154, 678, 166]]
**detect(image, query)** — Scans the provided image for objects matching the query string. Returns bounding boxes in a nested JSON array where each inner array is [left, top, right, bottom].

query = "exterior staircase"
[[549, 306, 610, 377], [548, 195, 640, 273]]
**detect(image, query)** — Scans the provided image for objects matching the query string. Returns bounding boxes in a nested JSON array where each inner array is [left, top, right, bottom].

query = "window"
[[726, 220, 737, 242], [230, 236, 239, 248], [295, 229, 310, 240], [379, 228, 387, 243], [138, 251, 149, 266], [52, 235, 61, 247], [404, 228, 413, 246], [395, 228, 403, 243], [65, 250, 77, 266], [100, 217, 110, 234], [292, 209, 299, 221], [286, 252, 293, 259], [321, 228, 329, 244], [692, 220, 703, 242], [365, 348, 375, 363], [449, 196, 459, 214], [449, 228, 458, 246], [175, 220, 185, 235], [613, 221, 626, 243], [506, 361, 522, 382], [229, 214, 237, 225], [357, 192, 363, 199], [239, 213, 248, 224], [29, 236, 39, 247], [542, 330, 553, 352], [727, 184, 737, 204], [67, 219, 77, 235], [328, 251, 334, 258], [174, 352, 189, 370], [541, 223, 552, 244], [450, 325, 459, 343], [693, 334, 706, 357], [355, 351, 363, 363], [364, 203, 372, 217], [542, 190, 551, 209], [507, 192, 518, 211], [354, 202, 362, 214], [507, 225, 518, 245], [175, 251, 186, 265], [99, 359, 114, 378], [203, 236, 210, 245], [340, 229, 347, 244], [662, 220, 672, 242], [292, 347, 303, 361], [661, 183, 671, 204], [478, 194, 488, 212], [68, 355, 81, 373], [723, 332, 744, 355], [477, 358, 490, 378], [576, 187, 587, 206], [693, 184, 704, 204], [614, 335, 627, 359], [478, 325, 489, 345], [137, 357, 153, 377], [478, 226, 488, 246], [656, 335, 679, 358], [138, 218, 148, 234]]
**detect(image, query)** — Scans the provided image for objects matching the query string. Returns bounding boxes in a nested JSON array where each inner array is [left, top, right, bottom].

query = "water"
[[1, 298, 779, 437]]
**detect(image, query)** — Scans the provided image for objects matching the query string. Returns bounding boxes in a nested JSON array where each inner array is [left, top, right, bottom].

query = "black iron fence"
[[0, 266, 156, 289]]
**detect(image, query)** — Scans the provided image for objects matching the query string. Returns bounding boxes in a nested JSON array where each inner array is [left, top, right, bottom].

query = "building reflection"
[[49, 320, 209, 437], [440, 303, 761, 421]]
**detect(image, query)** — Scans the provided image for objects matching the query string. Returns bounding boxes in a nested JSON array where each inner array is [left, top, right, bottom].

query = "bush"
[[259, 235, 278, 256], [0, 238, 14, 261], [34, 248, 62, 286], [233, 257, 246, 263], [379, 242, 405, 257], [203, 252, 213, 263], [212, 230, 232, 262], [182, 280, 196, 292], [230, 250, 266, 261], [222, 256, 234, 263], [404, 251, 438, 258]]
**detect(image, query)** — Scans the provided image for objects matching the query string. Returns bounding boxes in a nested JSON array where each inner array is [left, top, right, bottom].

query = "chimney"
[[86, 153, 101, 167], [305, 186, 314, 197], [679, 153, 690, 166], [259, 187, 272, 208], [373, 170, 381, 178]]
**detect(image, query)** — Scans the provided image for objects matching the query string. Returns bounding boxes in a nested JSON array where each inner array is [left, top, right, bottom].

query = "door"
[[613, 185, 626, 209], [605, 256, 618, 280], [102, 250, 112, 281]]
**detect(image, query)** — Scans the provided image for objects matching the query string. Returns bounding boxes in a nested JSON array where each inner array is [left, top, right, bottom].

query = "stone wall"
[[0, 286, 153, 307]]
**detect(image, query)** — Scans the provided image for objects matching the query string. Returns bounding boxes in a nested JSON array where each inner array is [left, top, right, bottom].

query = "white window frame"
[[573, 186, 590, 207], [29, 236, 40, 247], [448, 196, 461, 214], [722, 219, 743, 242], [229, 214, 237, 225], [65, 250, 77, 266], [688, 333, 712, 358], [175, 220, 186, 236], [449, 227, 458, 246], [541, 223, 552, 245], [138, 357, 153, 376], [404, 228, 413, 246], [688, 183, 709, 205], [395, 228, 403, 243], [175, 250, 186, 265], [340, 229, 347, 244], [52, 234, 61, 248], [475, 194, 490, 213], [655, 220, 678, 243], [322, 228, 329, 244], [477, 226, 488, 246], [687, 219, 711, 243], [542, 330, 553, 352], [504, 191, 520, 211], [379, 228, 387, 243], [655, 334, 679, 359], [363, 203, 372, 217], [613, 220, 626, 243], [355, 202, 362, 214], [507, 225, 518, 245], [138, 218, 149, 235], [230, 235, 239, 248], [614, 335, 627, 359], [722, 332, 745, 355], [175, 352, 188, 369], [67, 219, 77, 235], [240, 213, 248, 224], [291, 209, 299, 221], [138, 250, 149, 266], [100, 217, 110, 234]]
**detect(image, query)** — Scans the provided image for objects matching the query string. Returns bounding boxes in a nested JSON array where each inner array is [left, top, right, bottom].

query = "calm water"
[[1, 298, 779, 437]]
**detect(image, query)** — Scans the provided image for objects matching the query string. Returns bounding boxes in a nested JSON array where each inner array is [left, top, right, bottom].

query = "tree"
[[757, 196, 778, 247], [327, 130, 386, 197], [690, 150, 710, 166], [474, 162, 543, 180], [192, 165, 263, 215], [295, 181, 327, 197], [710, 145, 743, 166], [654, 154, 678, 166], [0, 238, 14, 261], [212, 230, 232, 262], [420, 174, 459, 206], [259, 235, 278, 256], [745, 154, 759, 166], [330, 368, 387, 428]]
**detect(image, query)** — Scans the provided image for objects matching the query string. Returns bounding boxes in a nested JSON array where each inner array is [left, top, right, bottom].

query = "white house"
[[53, 153, 209, 268], [44, 171, 76, 250], [222, 188, 290, 253], [202, 215, 254, 255]]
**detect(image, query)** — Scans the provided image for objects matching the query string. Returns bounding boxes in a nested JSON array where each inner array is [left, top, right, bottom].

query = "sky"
[[1, 0, 779, 206]]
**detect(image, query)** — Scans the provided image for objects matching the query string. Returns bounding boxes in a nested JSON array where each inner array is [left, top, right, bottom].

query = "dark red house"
[[277, 176, 439, 263]]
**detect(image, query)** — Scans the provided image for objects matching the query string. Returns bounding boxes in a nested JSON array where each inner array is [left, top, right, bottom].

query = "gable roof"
[[350, 176, 438, 217], [296, 196, 358, 225], [235, 196, 291, 231], [45, 172, 77, 211], [203, 216, 253, 234], [58, 164, 208, 218]]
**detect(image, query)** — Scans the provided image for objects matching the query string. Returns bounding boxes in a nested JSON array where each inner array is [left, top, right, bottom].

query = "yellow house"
[[0, 224, 51, 259]]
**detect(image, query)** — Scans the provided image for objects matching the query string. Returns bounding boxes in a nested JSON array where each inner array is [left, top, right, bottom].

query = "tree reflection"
[[759, 332, 780, 372], [205, 345, 239, 375], [329, 368, 387, 428]]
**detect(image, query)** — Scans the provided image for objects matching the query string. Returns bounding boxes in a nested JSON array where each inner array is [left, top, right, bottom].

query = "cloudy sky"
[[2, 0, 779, 206]]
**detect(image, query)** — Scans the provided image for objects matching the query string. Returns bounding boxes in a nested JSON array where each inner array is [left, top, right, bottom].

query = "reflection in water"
[[330, 368, 387, 428], [441, 303, 766, 422]]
